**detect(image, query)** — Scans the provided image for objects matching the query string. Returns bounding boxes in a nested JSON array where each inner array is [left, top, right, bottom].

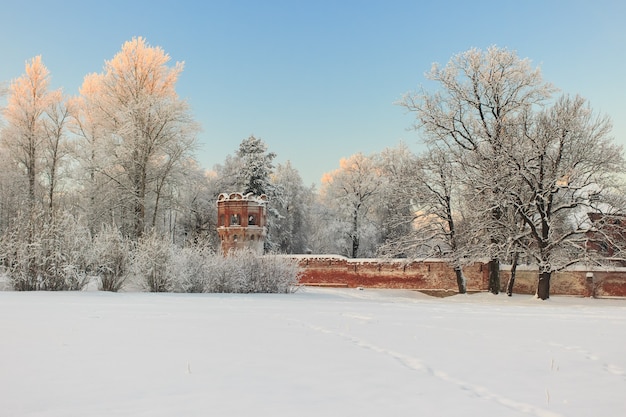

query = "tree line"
[[1, 39, 624, 299]]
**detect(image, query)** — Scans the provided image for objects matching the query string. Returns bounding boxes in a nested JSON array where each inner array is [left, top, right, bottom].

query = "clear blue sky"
[[1, 0, 625, 186]]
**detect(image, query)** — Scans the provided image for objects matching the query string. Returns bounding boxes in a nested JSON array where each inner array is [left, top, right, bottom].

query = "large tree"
[[379, 146, 470, 293], [504, 95, 623, 299], [0, 146, 28, 233], [1, 56, 62, 214], [271, 161, 314, 254], [320, 152, 384, 258], [235, 135, 277, 196], [176, 162, 220, 247], [69, 73, 113, 235], [41, 90, 71, 217], [400, 47, 624, 299], [376, 143, 418, 256], [73, 37, 198, 240], [399, 46, 555, 294]]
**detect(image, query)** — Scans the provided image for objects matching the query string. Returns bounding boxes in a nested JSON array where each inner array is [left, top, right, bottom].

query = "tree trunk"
[[152, 184, 162, 229], [506, 252, 519, 296], [454, 266, 466, 294], [132, 167, 147, 240], [537, 271, 551, 300], [27, 141, 37, 211], [134, 194, 145, 240], [47, 154, 57, 218], [351, 210, 359, 258], [488, 258, 500, 294]]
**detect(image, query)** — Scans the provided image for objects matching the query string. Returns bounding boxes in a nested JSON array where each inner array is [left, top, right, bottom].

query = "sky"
[[1, 0, 625, 186]]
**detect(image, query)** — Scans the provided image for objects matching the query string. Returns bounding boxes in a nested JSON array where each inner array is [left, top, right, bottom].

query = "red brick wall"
[[293, 255, 626, 297], [295, 256, 487, 291], [594, 271, 626, 298], [500, 267, 626, 298]]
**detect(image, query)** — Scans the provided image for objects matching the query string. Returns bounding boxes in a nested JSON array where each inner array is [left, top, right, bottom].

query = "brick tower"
[[216, 192, 267, 255]]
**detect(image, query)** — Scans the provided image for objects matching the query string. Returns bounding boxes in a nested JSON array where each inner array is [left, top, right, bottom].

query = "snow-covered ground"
[[1, 288, 625, 417]]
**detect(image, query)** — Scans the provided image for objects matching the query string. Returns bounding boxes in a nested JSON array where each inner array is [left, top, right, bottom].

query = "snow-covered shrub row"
[[0, 211, 91, 291], [1, 218, 301, 293], [203, 250, 301, 293], [157, 247, 301, 294], [128, 235, 300, 293]]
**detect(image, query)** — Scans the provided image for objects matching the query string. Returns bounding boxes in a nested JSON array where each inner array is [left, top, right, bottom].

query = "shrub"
[[0, 211, 90, 291], [88, 226, 131, 292], [169, 244, 214, 293], [204, 253, 246, 293], [256, 253, 302, 293], [131, 232, 172, 292], [203, 250, 300, 293]]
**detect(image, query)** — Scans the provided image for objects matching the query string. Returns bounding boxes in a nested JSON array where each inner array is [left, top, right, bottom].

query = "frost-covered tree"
[[379, 146, 469, 293], [0, 147, 28, 233], [73, 37, 199, 240], [41, 90, 72, 217], [319, 153, 384, 258], [376, 143, 419, 256], [68, 73, 115, 235], [175, 161, 219, 247], [271, 161, 314, 253], [235, 135, 276, 196], [1, 56, 62, 214], [307, 201, 345, 255], [400, 46, 554, 153], [400, 47, 625, 299], [210, 154, 244, 194], [503, 95, 623, 299], [399, 46, 556, 294]]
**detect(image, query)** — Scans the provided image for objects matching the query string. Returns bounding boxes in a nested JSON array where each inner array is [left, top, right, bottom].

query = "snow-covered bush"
[[0, 211, 91, 291], [204, 250, 300, 293], [260, 254, 302, 293], [88, 226, 131, 292], [131, 232, 172, 292], [0, 235, 38, 290], [1, 218, 301, 293], [169, 243, 214, 293], [159, 243, 300, 294], [204, 253, 246, 293]]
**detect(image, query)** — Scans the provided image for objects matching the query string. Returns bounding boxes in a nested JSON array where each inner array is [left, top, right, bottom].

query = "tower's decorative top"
[[217, 192, 268, 204]]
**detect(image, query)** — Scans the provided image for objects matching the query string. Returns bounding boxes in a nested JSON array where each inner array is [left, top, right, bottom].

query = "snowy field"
[[1, 288, 625, 417]]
